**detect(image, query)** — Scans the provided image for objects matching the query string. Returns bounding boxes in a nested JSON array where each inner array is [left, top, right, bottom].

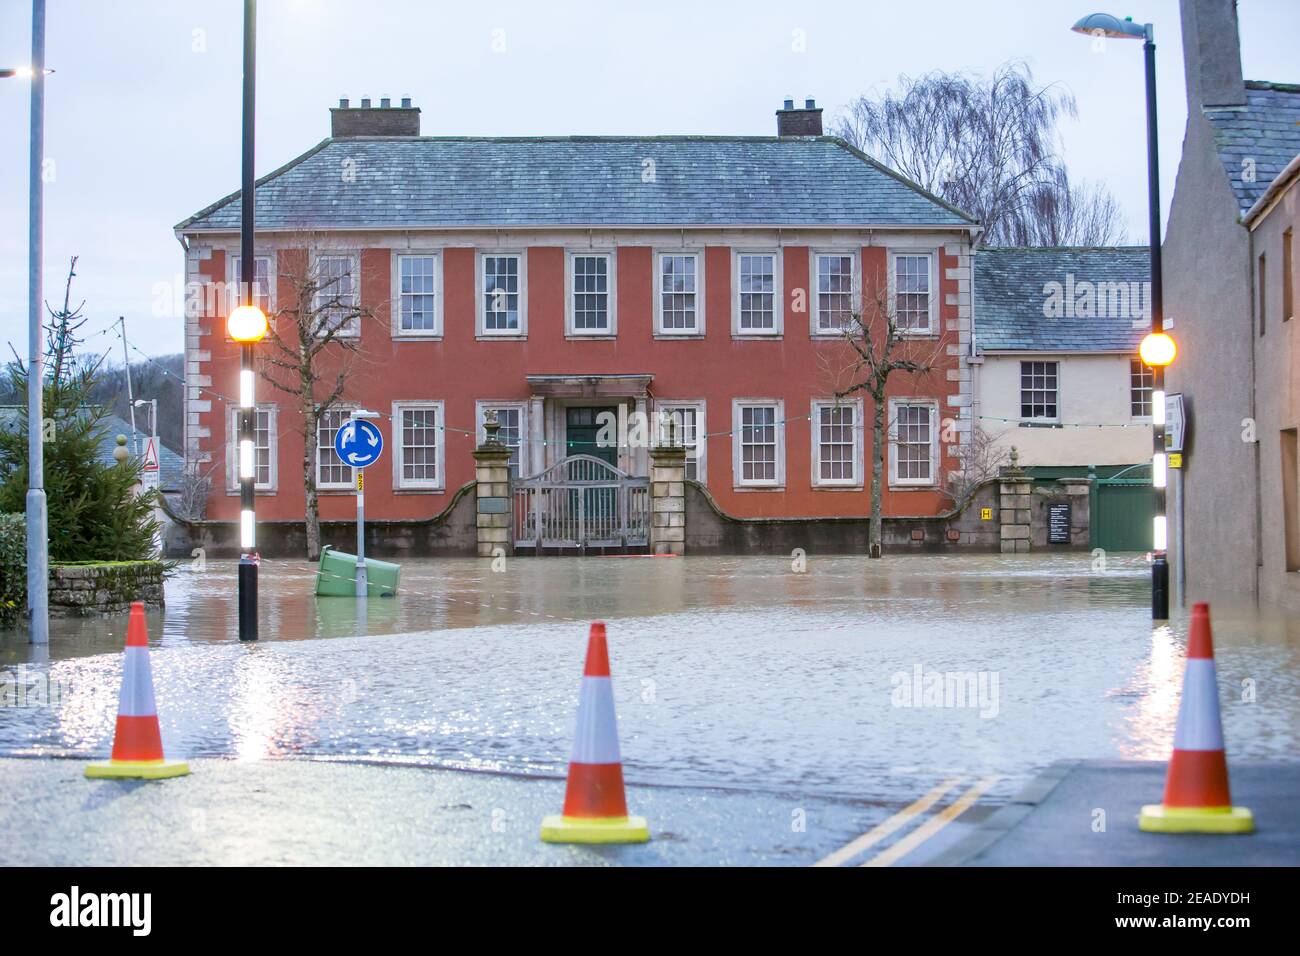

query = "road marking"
[[812, 777, 965, 867], [860, 774, 1001, 868]]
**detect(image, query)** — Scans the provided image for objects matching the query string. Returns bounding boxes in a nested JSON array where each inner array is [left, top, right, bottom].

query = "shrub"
[[0, 513, 24, 626]]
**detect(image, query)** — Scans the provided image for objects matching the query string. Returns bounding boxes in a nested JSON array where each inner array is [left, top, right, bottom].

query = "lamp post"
[[1072, 12, 1174, 620], [231, 0, 261, 641], [8, 0, 51, 645]]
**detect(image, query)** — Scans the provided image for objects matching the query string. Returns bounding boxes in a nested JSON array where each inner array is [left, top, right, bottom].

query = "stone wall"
[[49, 561, 166, 617], [162, 481, 479, 559], [686, 476, 1090, 555]]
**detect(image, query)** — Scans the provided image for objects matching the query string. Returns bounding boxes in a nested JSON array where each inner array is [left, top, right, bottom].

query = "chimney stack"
[[331, 96, 421, 137], [1180, 0, 1245, 108], [776, 96, 823, 137]]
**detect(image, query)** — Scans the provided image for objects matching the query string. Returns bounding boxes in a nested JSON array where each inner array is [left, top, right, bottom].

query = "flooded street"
[[2, 554, 1298, 807]]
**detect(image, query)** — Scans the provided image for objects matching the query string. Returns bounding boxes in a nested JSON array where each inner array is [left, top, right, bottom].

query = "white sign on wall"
[[1165, 393, 1187, 454]]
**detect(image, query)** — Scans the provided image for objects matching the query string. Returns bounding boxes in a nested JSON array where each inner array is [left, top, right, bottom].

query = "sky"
[[1, 0, 1298, 360]]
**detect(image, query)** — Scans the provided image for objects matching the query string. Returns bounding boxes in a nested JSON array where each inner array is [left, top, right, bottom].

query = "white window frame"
[[655, 250, 705, 336], [226, 404, 277, 493], [475, 401, 531, 479], [1129, 359, 1154, 421], [313, 253, 360, 339], [566, 251, 617, 337], [888, 398, 939, 488], [227, 253, 275, 316], [391, 252, 443, 338], [656, 400, 707, 483], [1020, 359, 1060, 423], [732, 399, 785, 490], [315, 405, 357, 490], [888, 249, 938, 335], [732, 249, 782, 337], [812, 250, 859, 337], [392, 400, 447, 492], [810, 398, 863, 489], [477, 251, 527, 338]]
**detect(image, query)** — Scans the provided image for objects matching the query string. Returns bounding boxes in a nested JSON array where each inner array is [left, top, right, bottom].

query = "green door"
[[1091, 481, 1155, 551], [566, 406, 618, 466]]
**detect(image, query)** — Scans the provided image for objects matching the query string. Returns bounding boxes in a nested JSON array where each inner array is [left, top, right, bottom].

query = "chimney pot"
[[401, 97, 412, 108], [805, 98, 816, 109], [339, 97, 349, 108], [783, 98, 794, 110], [360, 97, 371, 108], [381, 97, 391, 108]]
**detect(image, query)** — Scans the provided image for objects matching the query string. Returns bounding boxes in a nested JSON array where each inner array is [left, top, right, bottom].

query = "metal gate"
[[513, 455, 650, 550], [1090, 463, 1155, 552]]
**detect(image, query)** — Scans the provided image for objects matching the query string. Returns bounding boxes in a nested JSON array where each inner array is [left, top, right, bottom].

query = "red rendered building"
[[175, 98, 978, 537]]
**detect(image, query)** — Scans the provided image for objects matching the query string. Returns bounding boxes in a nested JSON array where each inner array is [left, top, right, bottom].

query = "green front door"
[[566, 406, 618, 466]]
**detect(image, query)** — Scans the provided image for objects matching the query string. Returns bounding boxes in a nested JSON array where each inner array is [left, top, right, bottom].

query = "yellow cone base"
[[1138, 803, 1254, 834], [540, 814, 650, 844], [85, 758, 191, 780]]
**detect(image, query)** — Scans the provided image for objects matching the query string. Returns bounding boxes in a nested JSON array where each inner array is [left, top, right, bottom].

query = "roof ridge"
[[1244, 80, 1300, 93]]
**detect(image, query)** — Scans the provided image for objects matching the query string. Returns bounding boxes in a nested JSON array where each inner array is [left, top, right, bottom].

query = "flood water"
[[2, 553, 1298, 804]]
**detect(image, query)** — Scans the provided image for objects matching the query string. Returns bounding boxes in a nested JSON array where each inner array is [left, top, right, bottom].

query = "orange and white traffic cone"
[[1139, 602, 1252, 833], [540, 622, 649, 844], [85, 602, 189, 780]]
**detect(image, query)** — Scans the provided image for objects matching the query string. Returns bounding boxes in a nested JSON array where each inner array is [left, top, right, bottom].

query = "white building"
[[972, 247, 1153, 473]]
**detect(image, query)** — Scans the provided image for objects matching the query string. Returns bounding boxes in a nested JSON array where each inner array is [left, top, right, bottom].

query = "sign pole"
[[355, 462, 367, 599], [335, 411, 381, 601]]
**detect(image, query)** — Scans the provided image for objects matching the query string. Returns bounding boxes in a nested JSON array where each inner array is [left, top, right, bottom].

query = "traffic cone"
[[1139, 603, 1252, 833], [540, 622, 649, 844], [85, 602, 189, 780]]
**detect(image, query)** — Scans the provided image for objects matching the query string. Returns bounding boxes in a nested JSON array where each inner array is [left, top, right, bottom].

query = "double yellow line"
[[813, 775, 1001, 868]]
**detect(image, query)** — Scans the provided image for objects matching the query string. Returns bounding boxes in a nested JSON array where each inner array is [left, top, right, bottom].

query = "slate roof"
[[176, 136, 976, 232], [974, 247, 1150, 353], [1204, 81, 1300, 215], [0, 409, 183, 491]]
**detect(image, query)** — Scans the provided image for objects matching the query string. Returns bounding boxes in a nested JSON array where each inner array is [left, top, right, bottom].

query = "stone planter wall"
[[48, 561, 166, 617]]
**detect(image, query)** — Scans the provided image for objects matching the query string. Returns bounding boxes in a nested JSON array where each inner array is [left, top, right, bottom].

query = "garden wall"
[[48, 561, 166, 616]]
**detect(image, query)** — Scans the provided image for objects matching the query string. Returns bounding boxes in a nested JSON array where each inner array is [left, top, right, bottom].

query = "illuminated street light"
[[1072, 10, 1171, 620], [227, 303, 268, 343], [1139, 331, 1177, 367]]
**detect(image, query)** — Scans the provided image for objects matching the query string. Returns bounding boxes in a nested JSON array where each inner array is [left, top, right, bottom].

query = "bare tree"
[[938, 424, 1009, 509], [820, 268, 949, 558], [256, 242, 373, 559], [834, 61, 1126, 247]]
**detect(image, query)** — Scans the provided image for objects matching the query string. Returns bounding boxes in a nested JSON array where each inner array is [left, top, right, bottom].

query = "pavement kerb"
[[926, 760, 1080, 866]]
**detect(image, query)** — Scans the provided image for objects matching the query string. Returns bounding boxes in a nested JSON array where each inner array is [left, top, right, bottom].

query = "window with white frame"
[[314, 255, 359, 337], [657, 402, 705, 482], [227, 405, 275, 491], [316, 407, 355, 488], [230, 255, 272, 315], [570, 254, 611, 334], [477, 403, 527, 478], [1130, 360, 1154, 418], [1020, 360, 1059, 420], [658, 253, 700, 333], [395, 402, 445, 490], [734, 401, 783, 487], [737, 253, 778, 333], [893, 252, 935, 332], [481, 254, 522, 333], [396, 254, 438, 334], [815, 253, 855, 333], [891, 401, 936, 486], [812, 400, 861, 486]]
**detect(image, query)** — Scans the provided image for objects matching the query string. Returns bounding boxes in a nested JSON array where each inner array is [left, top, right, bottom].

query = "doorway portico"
[[524, 374, 654, 477]]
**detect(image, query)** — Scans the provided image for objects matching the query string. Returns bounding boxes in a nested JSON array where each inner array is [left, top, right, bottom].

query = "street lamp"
[[9, 1, 51, 645], [1072, 11, 1172, 620], [235, 0, 260, 641]]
